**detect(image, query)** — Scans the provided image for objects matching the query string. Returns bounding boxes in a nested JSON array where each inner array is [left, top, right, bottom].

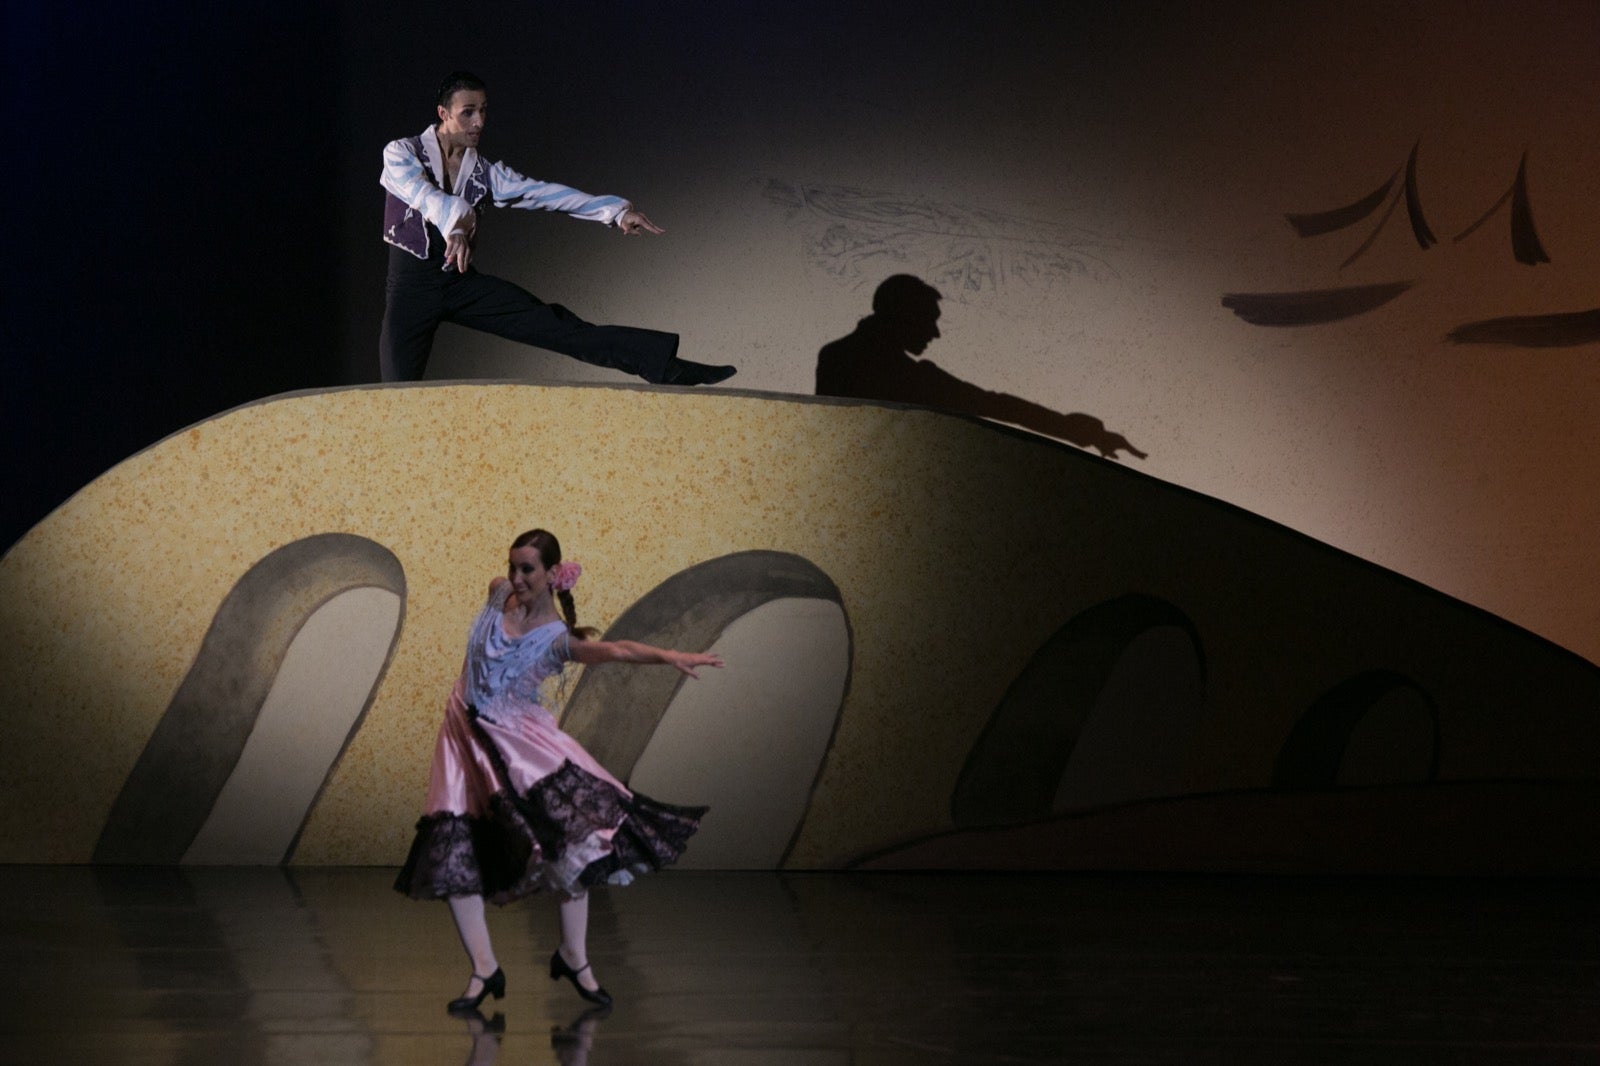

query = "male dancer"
[[379, 71, 735, 386]]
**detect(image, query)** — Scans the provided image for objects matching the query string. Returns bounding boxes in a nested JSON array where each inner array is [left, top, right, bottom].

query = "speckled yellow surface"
[[0, 384, 1097, 865], [3, 383, 1593, 869]]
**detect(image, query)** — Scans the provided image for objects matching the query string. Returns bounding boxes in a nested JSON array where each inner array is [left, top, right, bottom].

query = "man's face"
[[436, 90, 488, 149]]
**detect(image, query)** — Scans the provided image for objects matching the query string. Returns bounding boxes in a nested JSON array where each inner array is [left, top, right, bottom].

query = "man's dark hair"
[[437, 70, 487, 109]]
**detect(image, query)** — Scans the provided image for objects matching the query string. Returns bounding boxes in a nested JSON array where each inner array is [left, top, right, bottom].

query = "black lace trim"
[[394, 759, 707, 904], [575, 783, 707, 889]]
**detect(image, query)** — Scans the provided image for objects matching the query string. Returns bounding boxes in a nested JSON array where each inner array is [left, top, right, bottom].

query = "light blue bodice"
[[463, 584, 571, 720]]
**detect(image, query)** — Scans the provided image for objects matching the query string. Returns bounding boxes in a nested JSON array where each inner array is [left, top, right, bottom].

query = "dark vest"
[[382, 136, 493, 259]]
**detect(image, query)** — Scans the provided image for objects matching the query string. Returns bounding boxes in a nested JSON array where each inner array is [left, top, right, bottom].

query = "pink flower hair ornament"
[[548, 561, 582, 593]]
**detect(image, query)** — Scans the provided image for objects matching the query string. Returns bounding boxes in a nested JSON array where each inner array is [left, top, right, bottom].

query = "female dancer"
[[395, 528, 721, 1011]]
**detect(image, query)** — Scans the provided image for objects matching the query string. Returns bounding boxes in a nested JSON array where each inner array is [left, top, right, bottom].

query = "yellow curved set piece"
[[3, 383, 1595, 873]]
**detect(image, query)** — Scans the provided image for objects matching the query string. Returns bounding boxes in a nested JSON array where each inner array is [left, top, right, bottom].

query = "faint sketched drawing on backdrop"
[[764, 179, 1121, 304]]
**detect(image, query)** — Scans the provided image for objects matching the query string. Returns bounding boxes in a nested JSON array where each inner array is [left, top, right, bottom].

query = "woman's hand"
[[667, 650, 723, 679]]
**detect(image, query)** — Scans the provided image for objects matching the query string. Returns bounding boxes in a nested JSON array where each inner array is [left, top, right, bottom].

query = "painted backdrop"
[[2, 385, 1594, 874]]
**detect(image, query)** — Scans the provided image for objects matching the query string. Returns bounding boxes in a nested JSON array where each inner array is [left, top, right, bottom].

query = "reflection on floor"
[[3, 867, 1596, 1064]]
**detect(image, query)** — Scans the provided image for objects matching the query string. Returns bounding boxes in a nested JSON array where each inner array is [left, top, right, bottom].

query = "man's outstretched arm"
[[488, 161, 630, 221]]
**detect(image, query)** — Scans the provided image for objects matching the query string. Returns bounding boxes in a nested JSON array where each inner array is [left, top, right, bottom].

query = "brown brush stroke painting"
[[1337, 181, 1408, 268], [1447, 307, 1600, 348], [1286, 141, 1434, 268], [1507, 154, 1551, 265], [1402, 141, 1437, 250], [1285, 172, 1398, 238], [1221, 282, 1414, 326], [1451, 152, 1550, 266]]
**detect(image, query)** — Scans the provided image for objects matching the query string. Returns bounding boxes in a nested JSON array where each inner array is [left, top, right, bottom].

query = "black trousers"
[[379, 246, 678, 382]]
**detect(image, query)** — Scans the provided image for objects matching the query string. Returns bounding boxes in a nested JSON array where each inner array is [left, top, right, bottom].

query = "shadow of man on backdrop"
[[815, 275, 1146, 460]]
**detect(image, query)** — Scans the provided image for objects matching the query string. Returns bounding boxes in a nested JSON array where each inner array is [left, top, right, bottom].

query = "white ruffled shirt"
[[380, 125, 632, 243]]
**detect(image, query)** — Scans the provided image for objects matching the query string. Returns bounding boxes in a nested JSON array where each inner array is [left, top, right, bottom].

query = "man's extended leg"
[[444, 271, 735, 385], [380, 272, 446, 382]]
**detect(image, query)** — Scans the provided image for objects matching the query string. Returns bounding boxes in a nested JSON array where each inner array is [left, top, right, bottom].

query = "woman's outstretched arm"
[[569, 639, 723, 678]]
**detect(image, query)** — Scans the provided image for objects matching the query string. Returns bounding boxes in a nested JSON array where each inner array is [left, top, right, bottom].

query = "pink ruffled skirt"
[[394, 676, 705, 904]]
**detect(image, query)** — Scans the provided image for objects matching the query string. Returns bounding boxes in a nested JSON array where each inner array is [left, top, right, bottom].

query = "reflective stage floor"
[[1, 867, 1596, 1064]]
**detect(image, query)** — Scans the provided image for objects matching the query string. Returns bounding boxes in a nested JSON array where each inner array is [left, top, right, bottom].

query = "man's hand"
[[617, 209, 664, 236], [444, 210, 477, 272], [444, 232, 473, 273]]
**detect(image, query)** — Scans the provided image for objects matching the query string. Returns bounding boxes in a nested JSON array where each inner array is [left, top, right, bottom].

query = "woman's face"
[[508, 546, 549, 602], [436, 89, 487, 149]]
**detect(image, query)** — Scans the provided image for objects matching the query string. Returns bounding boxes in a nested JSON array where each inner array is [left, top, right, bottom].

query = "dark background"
[[5, 2, 347, 549]]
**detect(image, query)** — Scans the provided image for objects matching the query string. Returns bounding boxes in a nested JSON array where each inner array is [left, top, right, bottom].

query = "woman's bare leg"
[[556, 893, 602, 992], [448, 894, 501, 997]]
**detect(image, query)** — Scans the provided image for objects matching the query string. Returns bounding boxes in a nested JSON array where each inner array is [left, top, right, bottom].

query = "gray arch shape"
[[559, 550, 851, 860], [1272, 669, 1440, 790], [951, 594, 1206, 828], [93, 533, 406, 864]]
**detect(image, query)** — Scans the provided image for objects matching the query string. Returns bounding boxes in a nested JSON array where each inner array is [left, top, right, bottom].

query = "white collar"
[[421, 125, 478, 193]]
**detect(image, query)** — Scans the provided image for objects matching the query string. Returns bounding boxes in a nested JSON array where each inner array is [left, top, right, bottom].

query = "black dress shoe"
[[549, 949, 613, 1007], [661, 358, 738, 386], [447, 967, 506, 1013]]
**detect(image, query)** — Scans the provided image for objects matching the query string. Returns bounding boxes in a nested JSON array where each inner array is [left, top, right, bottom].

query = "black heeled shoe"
[[447, 967, 506, 1013], [550, 949, 613, 1007]]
